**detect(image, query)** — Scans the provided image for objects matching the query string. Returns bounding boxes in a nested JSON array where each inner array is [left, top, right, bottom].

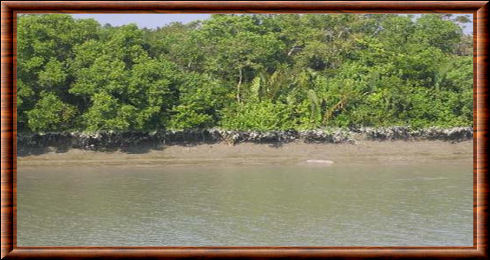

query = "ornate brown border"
[[1, 1, 488, 259]]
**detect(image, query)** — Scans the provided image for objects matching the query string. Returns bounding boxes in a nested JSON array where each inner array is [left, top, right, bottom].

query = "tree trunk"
[[237, 67, 243, 103], [322, 96, 347, 125]]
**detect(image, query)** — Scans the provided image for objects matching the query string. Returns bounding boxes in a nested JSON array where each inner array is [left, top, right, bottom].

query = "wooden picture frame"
[[1, 1, 488, 259]]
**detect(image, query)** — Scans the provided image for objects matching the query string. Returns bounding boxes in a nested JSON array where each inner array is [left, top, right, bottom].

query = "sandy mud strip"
[[18, 141, 472, 169]]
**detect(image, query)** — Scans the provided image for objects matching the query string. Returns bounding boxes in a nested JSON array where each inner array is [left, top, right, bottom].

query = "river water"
[[17, 142, 473, 246]]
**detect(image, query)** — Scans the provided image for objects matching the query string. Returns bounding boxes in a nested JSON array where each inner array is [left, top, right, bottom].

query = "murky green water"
[[18, 161, 472, 246]]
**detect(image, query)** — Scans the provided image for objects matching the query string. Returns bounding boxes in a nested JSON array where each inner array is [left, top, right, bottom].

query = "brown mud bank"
[[18, 140, 472, 169], [18, 127, 472, 156]]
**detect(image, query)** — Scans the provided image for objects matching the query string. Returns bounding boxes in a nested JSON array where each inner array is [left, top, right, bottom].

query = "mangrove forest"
[[17, 14, 473, 133]]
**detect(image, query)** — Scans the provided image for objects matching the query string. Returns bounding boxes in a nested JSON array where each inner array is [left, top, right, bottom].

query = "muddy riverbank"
[[18, 127, 472, 156], [18, 140, 472, 169]]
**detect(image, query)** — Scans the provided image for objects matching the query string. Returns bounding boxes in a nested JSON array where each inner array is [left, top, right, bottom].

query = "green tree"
[[26, 92, 77, 132], [17, 13, 473, 133]]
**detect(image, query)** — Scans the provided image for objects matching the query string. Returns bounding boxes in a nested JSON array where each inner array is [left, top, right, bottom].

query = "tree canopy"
[[17, 14, 473, 132]]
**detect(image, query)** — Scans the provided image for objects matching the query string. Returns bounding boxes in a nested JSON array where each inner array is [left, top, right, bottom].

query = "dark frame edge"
[[1, 1, 489, 259], [1, 1, 15, 260], [475, 1, 489, 258], [3, 247, 488, 259], [2, 1, 488, 13]]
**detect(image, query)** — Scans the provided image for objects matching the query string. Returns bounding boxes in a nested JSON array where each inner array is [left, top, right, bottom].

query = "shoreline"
[[18, 127, 472, 156], [18, 140, 473, 168]]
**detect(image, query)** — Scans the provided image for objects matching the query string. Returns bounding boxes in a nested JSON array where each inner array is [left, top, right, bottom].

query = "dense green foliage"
[[17, 14, 473, 132]]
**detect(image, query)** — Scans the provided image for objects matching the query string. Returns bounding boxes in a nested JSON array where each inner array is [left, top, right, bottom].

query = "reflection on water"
[[18, 162, 472, 246]]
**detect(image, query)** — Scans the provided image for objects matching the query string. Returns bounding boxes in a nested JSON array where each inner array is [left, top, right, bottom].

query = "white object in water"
[[306, 159, 334, 164]]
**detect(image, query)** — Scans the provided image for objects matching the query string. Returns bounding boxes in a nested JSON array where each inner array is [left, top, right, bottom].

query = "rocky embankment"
[[17, 127, 472, 155]]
